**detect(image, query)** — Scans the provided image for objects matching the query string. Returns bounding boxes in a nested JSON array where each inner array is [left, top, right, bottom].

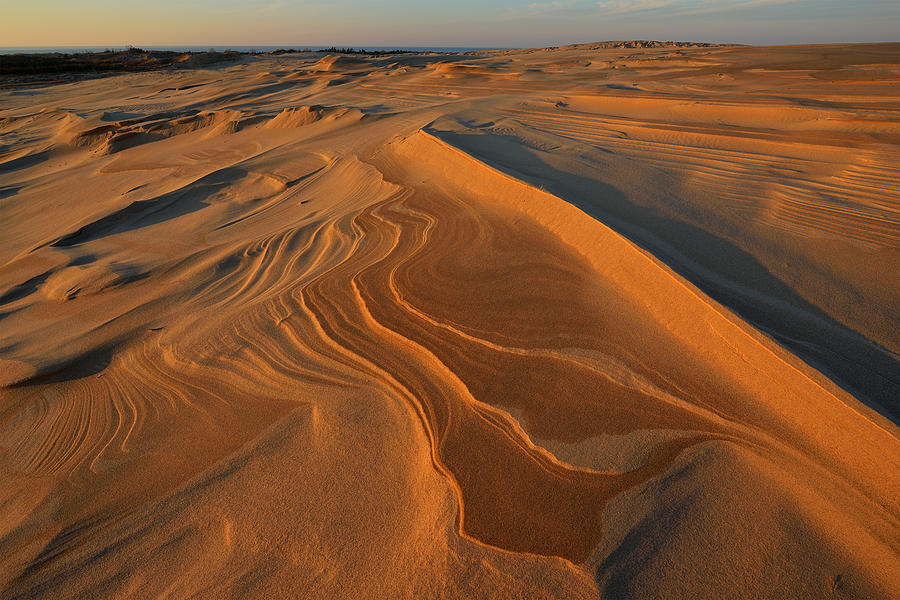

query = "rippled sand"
[[1, 43, 898, 599]]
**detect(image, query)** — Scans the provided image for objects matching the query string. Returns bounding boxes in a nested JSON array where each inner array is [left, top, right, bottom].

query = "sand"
[[0, 42, 898, 598]]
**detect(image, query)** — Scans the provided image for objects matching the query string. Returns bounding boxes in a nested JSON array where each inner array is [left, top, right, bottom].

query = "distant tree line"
[[266, 47, 411, 56], [0, 46, 417, 78]]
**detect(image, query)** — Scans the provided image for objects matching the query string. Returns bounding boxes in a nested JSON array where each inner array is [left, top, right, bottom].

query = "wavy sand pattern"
[[1, 43, 898, 598]]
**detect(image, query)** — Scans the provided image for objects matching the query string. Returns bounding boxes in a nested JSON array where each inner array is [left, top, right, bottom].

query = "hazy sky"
[[2, 0, 898, 47]]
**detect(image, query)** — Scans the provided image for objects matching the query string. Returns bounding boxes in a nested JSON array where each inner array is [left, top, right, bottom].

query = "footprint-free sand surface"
[[1, 42, 898, 598]]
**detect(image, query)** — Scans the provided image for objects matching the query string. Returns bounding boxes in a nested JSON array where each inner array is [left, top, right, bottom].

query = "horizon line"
[[3, 39, 898, 50]]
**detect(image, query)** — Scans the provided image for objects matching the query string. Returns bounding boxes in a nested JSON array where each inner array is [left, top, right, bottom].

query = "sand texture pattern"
[[1, 42, 898, 599]]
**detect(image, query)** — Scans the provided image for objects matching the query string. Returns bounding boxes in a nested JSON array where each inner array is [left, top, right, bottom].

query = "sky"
[[1, 0, 898, 48]]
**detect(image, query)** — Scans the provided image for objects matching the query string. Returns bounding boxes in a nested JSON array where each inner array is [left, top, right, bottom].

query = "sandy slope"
[[0, 43, 898, 599]]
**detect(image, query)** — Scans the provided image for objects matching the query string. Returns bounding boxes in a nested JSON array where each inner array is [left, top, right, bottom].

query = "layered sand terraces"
[[1, 43, 898, 598]]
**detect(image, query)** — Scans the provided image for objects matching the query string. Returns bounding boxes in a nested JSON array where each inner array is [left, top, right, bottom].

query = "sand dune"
[[1, 43, 898, 599]]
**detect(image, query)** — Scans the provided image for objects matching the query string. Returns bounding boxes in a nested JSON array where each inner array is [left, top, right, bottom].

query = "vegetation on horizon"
[[0, 48, 239, 77], [265, 47, 413, 56]]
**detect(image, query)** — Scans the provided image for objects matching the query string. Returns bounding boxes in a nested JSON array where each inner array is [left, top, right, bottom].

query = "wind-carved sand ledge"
[[0, 42, 898, 598]]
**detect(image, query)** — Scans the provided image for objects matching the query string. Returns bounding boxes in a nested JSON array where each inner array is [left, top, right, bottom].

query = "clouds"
[[491, 0, 896, 45], [593, 0, 806, 17], [520, 1, 582, 17], [594, 0, 677, 15], [514, 0, 808, 19], [529, 0, 577, 10]]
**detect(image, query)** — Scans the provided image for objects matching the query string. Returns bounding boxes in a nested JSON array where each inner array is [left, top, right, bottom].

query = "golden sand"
[[1, 43, 898, 598]]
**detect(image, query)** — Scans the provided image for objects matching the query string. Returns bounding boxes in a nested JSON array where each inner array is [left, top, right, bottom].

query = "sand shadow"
[[426, 125, 899, 424], [51, 167, 249, 248], [0, 184, 22, 199], [0, 150, 50, 174], [6, 343, 115, 388]]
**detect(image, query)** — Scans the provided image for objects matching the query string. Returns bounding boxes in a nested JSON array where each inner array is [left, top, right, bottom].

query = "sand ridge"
[[0, 43, 898, 598]]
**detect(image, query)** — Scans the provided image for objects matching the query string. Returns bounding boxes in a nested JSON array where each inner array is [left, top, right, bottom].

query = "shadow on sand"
[[427, 125, 899, 425]]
